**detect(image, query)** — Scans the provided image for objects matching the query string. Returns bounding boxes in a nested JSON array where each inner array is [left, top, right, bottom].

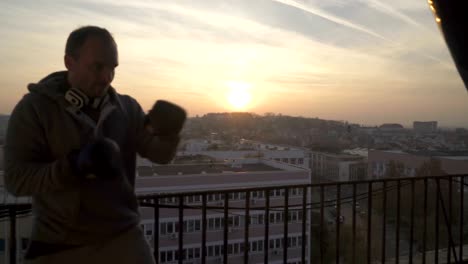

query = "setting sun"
[[226, 81, 252, 110]]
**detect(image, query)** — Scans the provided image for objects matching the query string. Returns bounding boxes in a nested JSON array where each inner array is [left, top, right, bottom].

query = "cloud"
[[271, 0, 388, 41], [0, 0, 467, 125]]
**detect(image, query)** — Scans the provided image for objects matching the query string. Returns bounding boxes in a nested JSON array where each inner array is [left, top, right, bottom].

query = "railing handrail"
[[138, 173, 464, 199]]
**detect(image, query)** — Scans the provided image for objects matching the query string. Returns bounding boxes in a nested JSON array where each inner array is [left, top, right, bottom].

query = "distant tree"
[[207, 144, 218, 150], [340, 224, 367, 263], [373, 158, 461, 256]]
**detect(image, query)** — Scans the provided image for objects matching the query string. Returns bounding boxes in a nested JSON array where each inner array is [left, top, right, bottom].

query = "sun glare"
[[226, 81, 252, 110]]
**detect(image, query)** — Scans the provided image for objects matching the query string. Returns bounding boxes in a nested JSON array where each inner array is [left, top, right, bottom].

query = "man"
[[4, 26, 185, 263]]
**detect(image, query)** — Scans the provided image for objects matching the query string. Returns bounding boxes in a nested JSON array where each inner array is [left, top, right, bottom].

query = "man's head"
[[64, 26, 118, 98]]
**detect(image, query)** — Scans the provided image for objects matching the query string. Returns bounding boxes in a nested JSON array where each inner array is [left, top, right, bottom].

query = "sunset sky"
[[1, 0, 468, 127]]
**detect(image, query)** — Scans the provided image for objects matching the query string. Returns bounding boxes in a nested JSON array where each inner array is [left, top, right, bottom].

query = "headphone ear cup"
[[65, 88, 89, 108]]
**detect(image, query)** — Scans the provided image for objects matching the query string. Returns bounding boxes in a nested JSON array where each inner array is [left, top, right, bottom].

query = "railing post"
[[244, 191, 250, 264], [435, 179, 440, 264], [381, 181, 387, 264], [367, 182, 372, 264], [9, 207, 17, 264], [336, 184, 341, 264], [264, 190, 270, 264], [202, 194, 207, 264], [409, 179, 415, 263], [396, 179, 401, 264], [301, 186, 307, 264], [352, 183, 357, 264], [283, 187, 289, 264], [447, 176, 453, 264], [460, 175, 464, 262], [154, 198, 160, 264], [320, 186, 324, 264], [423, 178, 428, 264], [178, 196, 184, 264], [223, 193, 229, 264]]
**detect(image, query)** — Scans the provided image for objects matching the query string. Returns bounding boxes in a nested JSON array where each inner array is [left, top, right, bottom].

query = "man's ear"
[[64, 54, 75, 70]]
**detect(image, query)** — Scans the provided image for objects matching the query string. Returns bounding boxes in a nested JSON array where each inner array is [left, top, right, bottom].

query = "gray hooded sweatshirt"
[[4, 71, 177, 245]]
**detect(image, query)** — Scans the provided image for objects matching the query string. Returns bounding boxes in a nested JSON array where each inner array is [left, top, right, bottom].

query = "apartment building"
[[368, 149, 468, 178], [135, 158, 311, 264]]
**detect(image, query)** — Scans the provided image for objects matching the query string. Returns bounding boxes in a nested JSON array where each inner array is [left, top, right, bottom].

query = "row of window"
[[143, 210, 304, 236], [156, 188, 305, 205], [158, 215, 242, 235], [273, 157, 304, 165], [159, 235, 305, 263], [372, 162, 416, 177]]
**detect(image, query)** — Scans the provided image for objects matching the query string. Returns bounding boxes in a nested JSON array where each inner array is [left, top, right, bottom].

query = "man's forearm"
[[138, 135, 179, 165], [4, 155, 80, 196]]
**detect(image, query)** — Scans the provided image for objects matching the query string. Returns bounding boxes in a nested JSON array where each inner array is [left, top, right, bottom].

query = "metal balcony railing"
[[1, 174, 468, 264]]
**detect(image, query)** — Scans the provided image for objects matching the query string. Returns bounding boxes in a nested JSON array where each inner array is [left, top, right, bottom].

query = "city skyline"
[[1, 0, 468, 127]]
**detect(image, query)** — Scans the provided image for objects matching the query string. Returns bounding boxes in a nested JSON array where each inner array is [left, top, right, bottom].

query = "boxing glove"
[[146, 100, 186, 137], [69, 138, 123, 180]]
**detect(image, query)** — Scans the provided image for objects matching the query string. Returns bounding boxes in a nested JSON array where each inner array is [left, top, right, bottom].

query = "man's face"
[[65, 36, 118, 98]]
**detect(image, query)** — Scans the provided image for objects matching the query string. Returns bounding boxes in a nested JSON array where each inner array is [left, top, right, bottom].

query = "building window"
[[208, 246, 213, 257], [146, 229, 152, 236], [21, 238, 29, 250], [252, 241, 258, 252], [188, 220, 194, 232], [275, 189, 281, 196], [276, 212, 282, 223]]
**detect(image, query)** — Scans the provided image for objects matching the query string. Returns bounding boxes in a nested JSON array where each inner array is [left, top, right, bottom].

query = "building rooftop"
[[343, 148, 368, 158], [380, 123, 404, 129], [435, 156, 468, 160], [151, 163, 282, 176], [378, 149, 468, 158]]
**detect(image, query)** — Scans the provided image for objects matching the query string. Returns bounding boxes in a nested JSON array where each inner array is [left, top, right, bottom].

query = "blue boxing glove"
[[69, 138, 123, 180]]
